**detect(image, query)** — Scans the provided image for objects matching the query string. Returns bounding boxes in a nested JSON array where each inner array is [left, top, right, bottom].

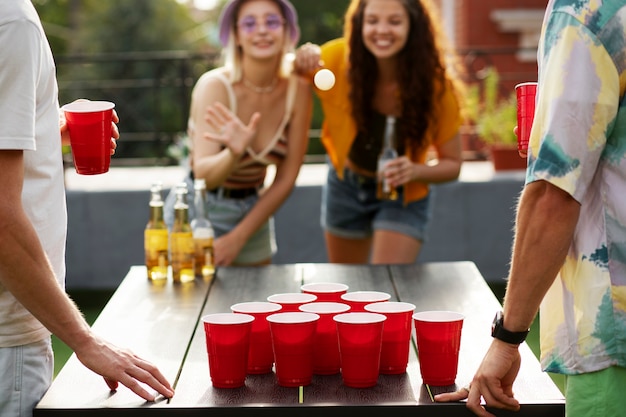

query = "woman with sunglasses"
[[295, 0, 464, 264], [179, 0, 312, 266]]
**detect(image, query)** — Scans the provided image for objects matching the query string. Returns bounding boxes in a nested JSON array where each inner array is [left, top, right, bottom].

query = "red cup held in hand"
[[61, 100, 115, 175], [515, 82, 537, 154]]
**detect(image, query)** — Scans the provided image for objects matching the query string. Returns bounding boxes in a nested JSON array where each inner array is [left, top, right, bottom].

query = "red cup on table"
[[202, 313, 254, 388], [267, 312, 319, 387], [340, 291, 391, 312], [230, 301, 282, 374], [365, 301, 416, 374], [515, 82, 537, 154], [267, 292, 317, 312], [333, 312, 387, 388], [413, 310, 464, 386], [301, 282, 349, 302], [61, 100, 115, 175], [299, 301, 351, 375]]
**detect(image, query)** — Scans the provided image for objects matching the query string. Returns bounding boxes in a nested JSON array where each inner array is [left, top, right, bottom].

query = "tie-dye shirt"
[[528, 0, 626, 375]]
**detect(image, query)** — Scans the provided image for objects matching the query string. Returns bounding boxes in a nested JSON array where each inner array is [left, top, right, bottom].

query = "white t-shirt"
[[0, 0, 67, 347]]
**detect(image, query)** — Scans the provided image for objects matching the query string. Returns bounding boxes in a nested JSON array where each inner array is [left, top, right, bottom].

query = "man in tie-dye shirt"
[[436, 1, 626, 416]]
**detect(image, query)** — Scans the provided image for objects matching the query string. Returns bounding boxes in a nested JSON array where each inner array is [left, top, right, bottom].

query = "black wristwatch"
[[491, 311, 529, 344]]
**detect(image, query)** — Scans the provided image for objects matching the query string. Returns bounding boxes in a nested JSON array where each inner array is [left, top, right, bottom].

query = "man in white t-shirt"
[[0, 1, 174, 415]]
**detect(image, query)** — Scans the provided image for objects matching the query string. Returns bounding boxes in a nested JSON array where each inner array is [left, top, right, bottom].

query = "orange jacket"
[[315, 38, 462, 203]]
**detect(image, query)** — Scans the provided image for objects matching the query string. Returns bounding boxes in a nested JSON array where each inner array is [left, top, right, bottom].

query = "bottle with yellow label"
[[191, 178, 215, 280], [144, 182, 168, 281], [170, 183, 195, 283], [377, 116, 399, 201]]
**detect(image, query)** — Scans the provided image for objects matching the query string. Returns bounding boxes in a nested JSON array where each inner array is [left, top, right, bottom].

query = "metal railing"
[[56, 47, 536, 167]]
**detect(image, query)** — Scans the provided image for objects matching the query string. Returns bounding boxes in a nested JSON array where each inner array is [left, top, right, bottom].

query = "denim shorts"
[[320, 162, 433, 241], [0, 338, 53, 417], [206, 191, 276, 265]]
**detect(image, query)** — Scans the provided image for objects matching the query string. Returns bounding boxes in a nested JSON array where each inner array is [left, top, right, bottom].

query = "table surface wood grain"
[[35, 262, 564, 416]]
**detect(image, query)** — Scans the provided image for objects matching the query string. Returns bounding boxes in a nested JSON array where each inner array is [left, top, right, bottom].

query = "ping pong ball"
[[314, 69, 335, 91]]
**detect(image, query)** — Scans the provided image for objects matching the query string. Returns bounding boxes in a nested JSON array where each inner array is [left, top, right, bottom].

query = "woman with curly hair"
[[296, 0, 464, 264]]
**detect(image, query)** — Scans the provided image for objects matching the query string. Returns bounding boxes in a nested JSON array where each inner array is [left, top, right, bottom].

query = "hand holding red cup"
[[515, 82, 537, 159]]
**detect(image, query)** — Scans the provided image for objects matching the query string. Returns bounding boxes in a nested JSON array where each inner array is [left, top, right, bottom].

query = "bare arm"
[[435, 180, 579, 416], [213, 78, 313, 265], [0, 151, 173, 401], [189, 74, 245, 189]]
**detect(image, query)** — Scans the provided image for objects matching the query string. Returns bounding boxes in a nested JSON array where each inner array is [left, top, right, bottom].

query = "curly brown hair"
[[345, 0, 460, 152]]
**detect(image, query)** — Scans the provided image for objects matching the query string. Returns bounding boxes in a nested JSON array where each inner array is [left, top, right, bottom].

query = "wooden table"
[[35, 262, 564, 416]]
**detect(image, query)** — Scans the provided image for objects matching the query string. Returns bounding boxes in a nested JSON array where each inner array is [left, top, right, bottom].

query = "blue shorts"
[[0, 338, 53, 417], [164, 174, 276, 265], [206, 191, 276, 265], [321, 162, 433, 241]]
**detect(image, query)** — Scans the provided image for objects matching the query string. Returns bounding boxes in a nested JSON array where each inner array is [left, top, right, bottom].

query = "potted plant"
[[466, 67, 526, 171]]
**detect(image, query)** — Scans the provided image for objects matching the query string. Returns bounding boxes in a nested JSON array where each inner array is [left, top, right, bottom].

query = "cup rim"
[[230, 301, 282, 314], [298, 301, 351, 314], [61, 100, 115, 113], [412, 310, 464, 322], [333, 312, 387, 324], [300, 282, 349, 293], [267, 311, 320, 324], [514, 81, 538, 90], [364, 301, 416, 314], [202, 312, 255, 325], [340, 291, 391, 303], [267, 292, 317, 304]]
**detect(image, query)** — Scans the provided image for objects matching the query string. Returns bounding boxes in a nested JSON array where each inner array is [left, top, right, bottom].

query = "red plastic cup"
[[413, 311, 464, 386], [301, 282, 349, 302], [267, 292, 317, 312], [340, 291, 391, 312], [230, 302, 282, 374], [202, 313, 255, 388], [515, 82, 537, 153], [365, 301, 416, 374], [334, 312, 387, 388], [267, 312, 319, 387], [299, 302, 351, 375], [61, 101, 115, 175]]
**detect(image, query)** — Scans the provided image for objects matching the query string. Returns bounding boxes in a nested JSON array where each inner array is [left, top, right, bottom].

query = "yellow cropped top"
[[315, 38, 462, 203]]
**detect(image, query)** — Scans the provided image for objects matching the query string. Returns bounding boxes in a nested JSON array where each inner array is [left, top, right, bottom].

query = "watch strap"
[[491, 311, 529, 344]]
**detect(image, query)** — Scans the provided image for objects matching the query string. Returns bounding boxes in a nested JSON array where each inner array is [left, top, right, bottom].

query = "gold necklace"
[[242, 77, 278, 94]]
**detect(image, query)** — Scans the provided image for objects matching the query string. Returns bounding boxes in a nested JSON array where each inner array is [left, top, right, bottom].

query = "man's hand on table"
[[74, 333, 174, 402], [434, 339, 521, 417]]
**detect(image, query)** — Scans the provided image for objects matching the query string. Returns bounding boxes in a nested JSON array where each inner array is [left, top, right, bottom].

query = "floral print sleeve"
[[528, 0, 626, 375]]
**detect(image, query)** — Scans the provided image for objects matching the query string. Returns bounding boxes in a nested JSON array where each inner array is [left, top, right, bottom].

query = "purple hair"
[[218, 0, 300, 47]]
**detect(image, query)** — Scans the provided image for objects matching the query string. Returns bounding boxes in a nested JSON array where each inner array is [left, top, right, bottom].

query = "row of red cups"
[[203, 283, 463, 389]]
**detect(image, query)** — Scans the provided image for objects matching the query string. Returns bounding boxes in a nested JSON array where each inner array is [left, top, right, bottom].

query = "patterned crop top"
[[190, 68, 299, 189]]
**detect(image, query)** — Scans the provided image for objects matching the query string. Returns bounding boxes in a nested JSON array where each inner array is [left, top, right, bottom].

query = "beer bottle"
[[377, 116, 399, 200], [170, 183, 195, 283], [144, 182, 168, 281], [190, 178, 215, 280]]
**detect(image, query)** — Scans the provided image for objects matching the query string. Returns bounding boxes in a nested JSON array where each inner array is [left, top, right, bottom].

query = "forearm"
[[503, 180, 580, 332], [411, 157, 461, 184], [0, 214, 91, 351], [193, 148, 239, 189]]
